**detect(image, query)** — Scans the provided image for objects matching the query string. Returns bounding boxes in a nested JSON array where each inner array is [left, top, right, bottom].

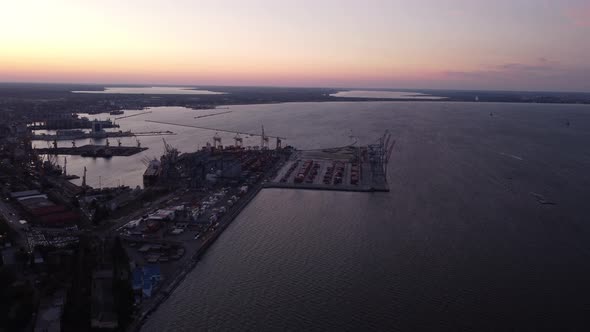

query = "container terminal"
[[1, 110, 394, 331], [114, 129, 394, 331], [267, 131, 393, 192]]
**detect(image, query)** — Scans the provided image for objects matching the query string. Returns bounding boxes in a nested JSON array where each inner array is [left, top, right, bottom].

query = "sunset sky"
[[1, 0, 589, 91]]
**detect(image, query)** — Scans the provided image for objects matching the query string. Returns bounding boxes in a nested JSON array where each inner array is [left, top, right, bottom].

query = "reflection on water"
[[331, 90, 445, 100], [135, 101, 590, 331], [72, 86, 225, 95]]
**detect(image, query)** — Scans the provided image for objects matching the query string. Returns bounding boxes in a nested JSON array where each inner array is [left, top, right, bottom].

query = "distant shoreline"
[[0, 83, 589, 106]]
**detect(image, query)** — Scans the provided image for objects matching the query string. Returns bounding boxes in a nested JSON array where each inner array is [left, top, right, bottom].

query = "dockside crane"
[[234, 133, 243, 147], [260, 125, 269, 149], [213, 133, 222, 148], [144, 120, 286, 143]]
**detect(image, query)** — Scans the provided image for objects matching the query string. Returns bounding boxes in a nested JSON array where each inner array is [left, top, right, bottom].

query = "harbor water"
[[46, 101, 590, 330]]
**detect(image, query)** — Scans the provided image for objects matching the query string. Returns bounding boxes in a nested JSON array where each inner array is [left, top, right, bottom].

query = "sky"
[[1, 0, 589, 91]]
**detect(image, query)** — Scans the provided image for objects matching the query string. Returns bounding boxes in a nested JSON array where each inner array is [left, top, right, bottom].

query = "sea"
[[40, 101, 590, 330]]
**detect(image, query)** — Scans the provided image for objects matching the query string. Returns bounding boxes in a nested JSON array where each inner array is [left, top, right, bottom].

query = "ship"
[[143, 159, 162, 186], [80, 148, 113, 158], [109, 110, 124, 115], [54, 129, 86, 140]]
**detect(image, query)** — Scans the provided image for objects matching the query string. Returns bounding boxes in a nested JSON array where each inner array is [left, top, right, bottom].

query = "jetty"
[[34, 145, 147, 157]]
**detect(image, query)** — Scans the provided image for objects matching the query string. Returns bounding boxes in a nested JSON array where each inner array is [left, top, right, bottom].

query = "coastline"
[[128, 183, 264, 331], [127, 154, 287, 331]]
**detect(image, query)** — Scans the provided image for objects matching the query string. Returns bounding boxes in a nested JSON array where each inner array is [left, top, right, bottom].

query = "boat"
[[143, 159, 162, 186], [54, 129, 86, 140], [109, 110, 124, 115]]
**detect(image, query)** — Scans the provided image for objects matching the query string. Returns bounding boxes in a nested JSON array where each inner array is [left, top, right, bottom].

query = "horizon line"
[[0, 80, 589, 95]]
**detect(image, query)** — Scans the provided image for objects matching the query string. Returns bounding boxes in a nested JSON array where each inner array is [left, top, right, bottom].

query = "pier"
[[32, 130, 175, 141], [123, 133, 393, 331], [34, 145, 148, 157], [127, 152, 286, 332], [115, 110, 153, 120], [263, 182, 389, 192], [269, 132, 393, 193]]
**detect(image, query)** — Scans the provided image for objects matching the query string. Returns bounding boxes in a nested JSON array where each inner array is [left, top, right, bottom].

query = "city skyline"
[[1, 0, 590, 91]]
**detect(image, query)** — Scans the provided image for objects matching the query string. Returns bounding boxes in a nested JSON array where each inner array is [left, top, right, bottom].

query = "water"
[[71, 86, 224, 95], [42, 101, 590, 329], [331, 90, 445, 100]]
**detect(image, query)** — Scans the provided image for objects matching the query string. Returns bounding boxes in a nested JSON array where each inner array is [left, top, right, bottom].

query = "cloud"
[[491, 58, 560, 72], [564, 4, 590, 27], [441, 58, 590, 92], [446, 58, 559, 78]]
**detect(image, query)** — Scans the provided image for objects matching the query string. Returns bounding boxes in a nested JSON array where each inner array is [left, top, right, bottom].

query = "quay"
[[263, 182, 389, 192], [124, 132, 393, 331], [34, 144, 148, 157], [32, 130, 175, 141], [127, 156, 283, 332], [269, 132, 394, 193]]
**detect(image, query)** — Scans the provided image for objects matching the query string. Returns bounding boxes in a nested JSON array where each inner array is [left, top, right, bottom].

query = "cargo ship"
[[143, 159, 162, 186], [54, 129, 86, 140]]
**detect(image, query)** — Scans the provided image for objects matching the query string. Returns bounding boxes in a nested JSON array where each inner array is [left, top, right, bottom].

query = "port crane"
[[213, 133, 222, 148], [144, 120, 286, 149], [234, 133, 243, 147], [368, 130, 395, 181]]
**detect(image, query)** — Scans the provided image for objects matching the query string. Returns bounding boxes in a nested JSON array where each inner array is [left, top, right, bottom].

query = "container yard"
[[268, 131, 393, 192]]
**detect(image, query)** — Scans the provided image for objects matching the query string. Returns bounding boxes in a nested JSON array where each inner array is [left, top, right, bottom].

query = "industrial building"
[[10, 190, 80, 227]]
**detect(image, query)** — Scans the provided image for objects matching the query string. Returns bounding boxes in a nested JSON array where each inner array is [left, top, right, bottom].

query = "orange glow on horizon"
[[0, 0, 588, 91]]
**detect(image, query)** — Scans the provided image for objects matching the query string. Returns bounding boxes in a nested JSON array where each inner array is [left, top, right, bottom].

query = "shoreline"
[[127, 155, 287, 331], [128, 184, 263, 331]]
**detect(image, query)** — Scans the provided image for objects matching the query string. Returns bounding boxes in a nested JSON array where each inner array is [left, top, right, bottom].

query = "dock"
[[127, 155, 285, 332], [32, 130, 175, 141], [269, 138, 392, 193], [34, 145, 148, 157]]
